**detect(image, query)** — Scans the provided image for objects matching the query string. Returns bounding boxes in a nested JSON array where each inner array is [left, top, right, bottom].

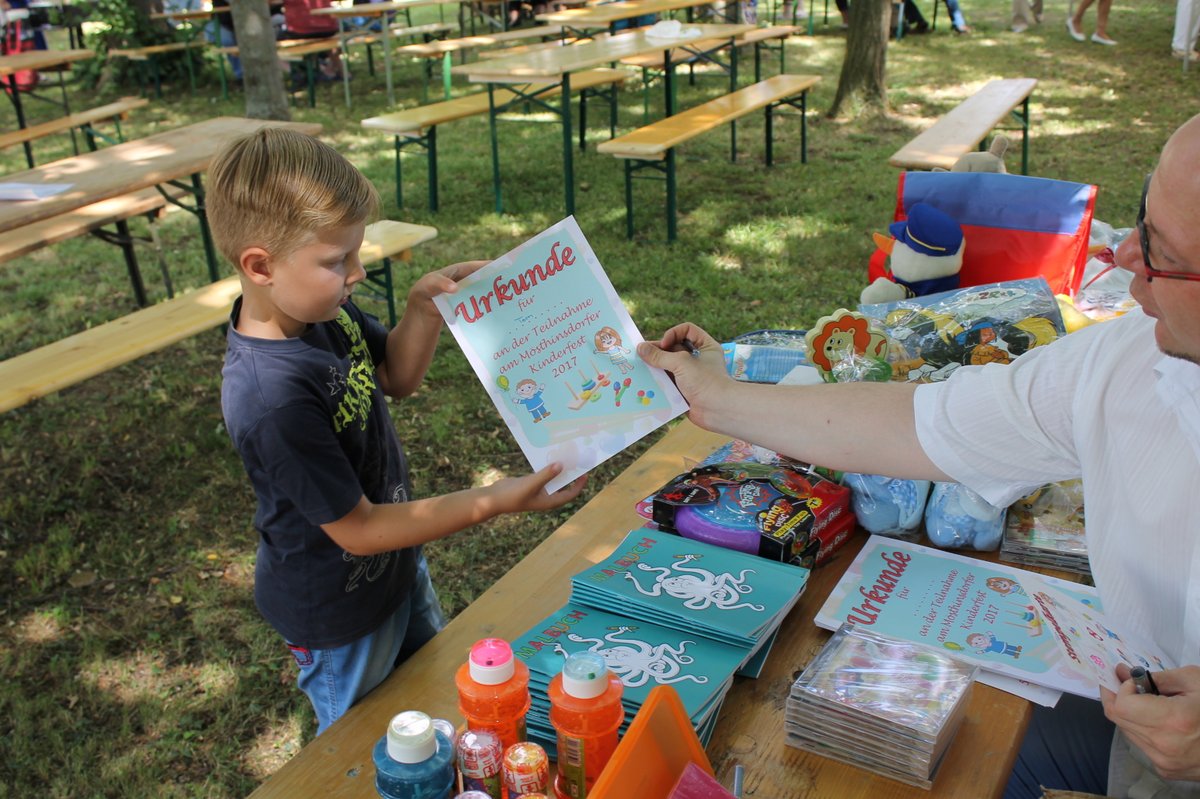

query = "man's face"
[[1117, 137, 1200, 365]]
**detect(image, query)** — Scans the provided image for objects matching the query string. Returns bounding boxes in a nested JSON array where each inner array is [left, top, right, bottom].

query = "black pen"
[[681, 338, 701, 357], [1130, 666, 1160, 695]]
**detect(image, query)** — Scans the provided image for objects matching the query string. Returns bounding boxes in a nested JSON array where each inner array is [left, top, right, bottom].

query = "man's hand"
[[489, 464, 588, 513], [636, 322, 735, 430], [1101, 664, 1200, 781]]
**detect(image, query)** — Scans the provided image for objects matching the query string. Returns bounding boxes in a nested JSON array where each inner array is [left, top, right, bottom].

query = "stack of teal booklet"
[[511, 528, 810, 756]]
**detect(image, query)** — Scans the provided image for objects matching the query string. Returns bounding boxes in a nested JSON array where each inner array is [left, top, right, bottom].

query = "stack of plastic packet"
[[721, 330, 810, 384], [999, 480, 1091, 577], [785, 624, 977, 789]]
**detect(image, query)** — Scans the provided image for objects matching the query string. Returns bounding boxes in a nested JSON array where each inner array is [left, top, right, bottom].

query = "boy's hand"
[[407, 260, 489, 319], [637, 323, 735, 430], [491, 464, 588, 513]]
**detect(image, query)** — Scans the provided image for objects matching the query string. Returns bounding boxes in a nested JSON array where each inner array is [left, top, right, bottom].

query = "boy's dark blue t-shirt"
[[221, 298, 416, 650]]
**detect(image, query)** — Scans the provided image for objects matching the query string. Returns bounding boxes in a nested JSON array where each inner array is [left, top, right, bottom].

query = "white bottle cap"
[[386, 711, 437, 763], [562, 651, 609, 700], [468, 638, 515, 685]]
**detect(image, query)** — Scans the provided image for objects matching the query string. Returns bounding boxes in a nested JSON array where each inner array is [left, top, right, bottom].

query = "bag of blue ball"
[[844, 475, 1007, 551]]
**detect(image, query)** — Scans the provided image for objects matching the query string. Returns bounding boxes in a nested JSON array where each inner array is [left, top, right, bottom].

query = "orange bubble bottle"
[[455, 638, 531, 754], [548, 652, 624, 799]]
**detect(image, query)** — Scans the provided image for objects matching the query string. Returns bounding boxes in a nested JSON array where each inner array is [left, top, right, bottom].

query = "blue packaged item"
[[373, 711, 456, 799], [722, 329, 810, 384], [843, 473, 930, 538], [924, 482, 1006, 551]]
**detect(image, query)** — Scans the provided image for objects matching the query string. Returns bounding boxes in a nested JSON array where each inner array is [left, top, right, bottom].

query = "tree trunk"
[[231, 0, 289, 120], [827, 0, 891, 118]]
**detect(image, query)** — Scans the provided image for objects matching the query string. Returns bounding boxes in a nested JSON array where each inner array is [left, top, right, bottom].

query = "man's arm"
[[637, 322, 953, 481], [322, 464, 586, 556]]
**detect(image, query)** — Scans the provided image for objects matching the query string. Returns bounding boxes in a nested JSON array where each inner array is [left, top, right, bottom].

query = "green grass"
[[0, 0, 1193, 794]]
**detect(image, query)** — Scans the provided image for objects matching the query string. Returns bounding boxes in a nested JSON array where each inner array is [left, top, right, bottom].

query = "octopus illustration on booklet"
[[432, 217, 689, 492]]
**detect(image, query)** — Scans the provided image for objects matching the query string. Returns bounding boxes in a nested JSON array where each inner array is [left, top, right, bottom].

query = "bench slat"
[[888, 78, 1037, 171], [597, 73, 819, 159], [0, 220, 437, 414], [0, 97, 149, 151], [0, 185, 190, 264], [109, 41, 206, 59], [362, 67, 628, 136]]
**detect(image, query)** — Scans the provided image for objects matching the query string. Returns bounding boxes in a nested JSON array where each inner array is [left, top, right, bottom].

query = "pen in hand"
[[1130, 666, 1160, 695], [681, 338, 701, 357]]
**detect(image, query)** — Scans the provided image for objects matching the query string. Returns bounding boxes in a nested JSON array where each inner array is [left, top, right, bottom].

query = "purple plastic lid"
[[675, 480, 779, 555]]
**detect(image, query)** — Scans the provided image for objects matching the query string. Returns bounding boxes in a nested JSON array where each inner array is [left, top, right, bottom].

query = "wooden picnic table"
[[246, 419, 1050, 799], [0, 116, 322, 281], [451, 23, 753, 215], [537, 0, 739, 32], [1, 48, 92, 167]]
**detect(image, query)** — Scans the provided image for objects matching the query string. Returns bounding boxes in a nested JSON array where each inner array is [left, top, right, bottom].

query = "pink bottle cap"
[[469, 638, 515, 685]]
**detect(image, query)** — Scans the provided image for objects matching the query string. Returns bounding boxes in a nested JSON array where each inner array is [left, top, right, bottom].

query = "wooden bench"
[[597, 73, 820, 241], [108, 41, 206, 98], [0, 220, 438, 415], [0, 185, 192, 308], [362, 67, 628, 211], [0, 97, 148, 166], [887, 77, 1038, 174]]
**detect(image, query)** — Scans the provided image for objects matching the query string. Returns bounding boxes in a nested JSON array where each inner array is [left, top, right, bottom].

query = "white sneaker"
[[1066, 17, 1084, 41], [1173, 47, 1200, 59], [1091, 32, 1117, 45], [1011, 22, 1029, 33]]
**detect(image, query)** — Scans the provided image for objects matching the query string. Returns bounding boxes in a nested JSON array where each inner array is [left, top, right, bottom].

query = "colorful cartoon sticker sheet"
[[432, 217, 688, 492], [814, 536, 1173, 698]]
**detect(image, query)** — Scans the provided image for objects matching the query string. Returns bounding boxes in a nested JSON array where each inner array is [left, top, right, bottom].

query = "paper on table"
[[0, 183, 73, 201]]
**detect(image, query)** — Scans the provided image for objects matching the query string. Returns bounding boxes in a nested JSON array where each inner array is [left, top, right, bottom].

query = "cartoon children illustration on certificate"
[[594, 326, 634, 375], [966, 631, 1023, 659], [513, 379, 551, 423]]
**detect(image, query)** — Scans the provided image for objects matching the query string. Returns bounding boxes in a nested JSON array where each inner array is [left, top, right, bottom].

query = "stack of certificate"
[[999, 480, 1091, 576], [785, 625, 978, 789], [511, 529, 810, 758]]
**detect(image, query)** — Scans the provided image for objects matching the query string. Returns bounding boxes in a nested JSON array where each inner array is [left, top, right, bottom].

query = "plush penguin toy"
[[861, 202, 965, 306]]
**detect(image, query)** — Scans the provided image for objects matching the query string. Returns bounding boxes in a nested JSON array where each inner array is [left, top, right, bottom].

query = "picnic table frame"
[[0, 116, 322, 297], [451, 23, 753, 215], [245, 419, 1051, 799], [0, 48, 91, 168]]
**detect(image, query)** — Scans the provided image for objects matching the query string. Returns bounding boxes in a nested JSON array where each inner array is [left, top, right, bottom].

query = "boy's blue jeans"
[[289, 553, 446, 735]]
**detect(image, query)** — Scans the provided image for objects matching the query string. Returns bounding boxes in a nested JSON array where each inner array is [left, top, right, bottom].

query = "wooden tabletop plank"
[[247, 420, 1040, 799], [0, 48, 92, 76], [312, 0, 468, 16], [0, 117, 321, 236], [537, 0, 722, 25], [452, 23, 753, 81]]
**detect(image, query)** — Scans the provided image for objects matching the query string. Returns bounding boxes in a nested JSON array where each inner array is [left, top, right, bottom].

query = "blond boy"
[[209, 128, 585, 734]]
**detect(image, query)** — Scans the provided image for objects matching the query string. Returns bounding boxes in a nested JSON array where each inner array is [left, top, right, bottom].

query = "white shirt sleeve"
[[912, 319, 1113, 507]]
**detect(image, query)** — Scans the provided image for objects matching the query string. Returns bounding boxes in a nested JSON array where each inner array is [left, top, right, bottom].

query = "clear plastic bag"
[[843, 473, 930, 539], [924, 482, 1006, 551]]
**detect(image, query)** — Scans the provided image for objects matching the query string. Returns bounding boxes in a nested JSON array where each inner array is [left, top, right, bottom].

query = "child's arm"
[[376, 260, 488, 399], [321, 463, 587, 556]]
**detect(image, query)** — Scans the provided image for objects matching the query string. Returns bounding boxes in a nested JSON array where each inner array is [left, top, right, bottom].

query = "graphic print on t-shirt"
[[331, 310, 377, 433]]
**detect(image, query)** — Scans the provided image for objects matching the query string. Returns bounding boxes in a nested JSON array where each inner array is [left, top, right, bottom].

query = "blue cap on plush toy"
[[889, 203, 963, 257]]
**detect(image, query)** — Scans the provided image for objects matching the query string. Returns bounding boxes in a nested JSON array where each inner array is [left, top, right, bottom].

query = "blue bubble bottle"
[[373, 710, 457, 799]]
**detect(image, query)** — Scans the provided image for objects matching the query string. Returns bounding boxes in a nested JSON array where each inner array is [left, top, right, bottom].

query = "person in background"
[[209, 128, 586, 735], [1067, 0, 1115, 45], [279, 0, 343, 80], [639, 112, 1200, 799], [1011, 0, 1042, 33], [1173, 0, 1200, 60]]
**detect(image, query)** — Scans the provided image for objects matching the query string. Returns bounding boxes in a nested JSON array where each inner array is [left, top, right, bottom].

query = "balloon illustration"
[[943, 641, 963, 652], [496, 375, 510, 392]]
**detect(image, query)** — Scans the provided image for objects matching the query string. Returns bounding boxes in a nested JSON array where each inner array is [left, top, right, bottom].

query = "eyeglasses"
[[1137, 172, 1200, 283]]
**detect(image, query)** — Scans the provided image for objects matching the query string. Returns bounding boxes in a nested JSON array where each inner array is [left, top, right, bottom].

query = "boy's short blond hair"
[[207, 127, 379, 270]]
